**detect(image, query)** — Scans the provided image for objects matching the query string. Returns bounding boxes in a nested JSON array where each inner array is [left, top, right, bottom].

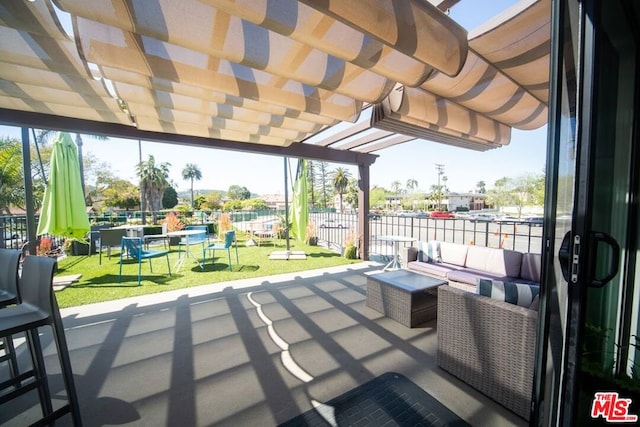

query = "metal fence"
[[1, 211, 543, 257], [309, 212, 543, 258]]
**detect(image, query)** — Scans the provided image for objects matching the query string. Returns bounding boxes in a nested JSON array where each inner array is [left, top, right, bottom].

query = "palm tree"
[[137, 155, 171, 223], [406, 178, 418, 193], [391, 180, 402, 210], [476, 180, 486, 194], [332, 167, 351, 213], [181, 163, 202, 208]]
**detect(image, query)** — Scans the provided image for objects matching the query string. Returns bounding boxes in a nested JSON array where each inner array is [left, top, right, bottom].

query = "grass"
[[53, 237, 359, 309]]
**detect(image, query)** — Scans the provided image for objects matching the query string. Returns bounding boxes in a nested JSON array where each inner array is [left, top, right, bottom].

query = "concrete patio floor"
[[1, 262, 527, 426]]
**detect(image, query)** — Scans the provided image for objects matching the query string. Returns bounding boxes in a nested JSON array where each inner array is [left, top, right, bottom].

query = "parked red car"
[[429, 211, 455, 219]]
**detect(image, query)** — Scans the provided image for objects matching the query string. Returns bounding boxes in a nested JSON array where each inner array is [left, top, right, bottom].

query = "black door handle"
[[590, 231, 620, 288], [558, 231, 572, 282]]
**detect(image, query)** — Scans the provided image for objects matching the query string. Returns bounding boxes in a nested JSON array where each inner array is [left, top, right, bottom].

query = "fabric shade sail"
[[0, 0, 549, 155], [36, 132, 90, 239], [371, 0, 550, 152]]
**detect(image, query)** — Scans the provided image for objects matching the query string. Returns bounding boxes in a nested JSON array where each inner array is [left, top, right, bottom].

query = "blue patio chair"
[[205, 230, 239, 271], [119, 237, 171, 286], [177, 225, 208, 260]]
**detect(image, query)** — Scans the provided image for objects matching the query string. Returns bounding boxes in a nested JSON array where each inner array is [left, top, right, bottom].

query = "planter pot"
[[307, 237, 318, 246], [71, 240, 89, 256]]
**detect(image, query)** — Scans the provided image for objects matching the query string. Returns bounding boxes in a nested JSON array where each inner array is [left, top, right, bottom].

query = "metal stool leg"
[[52, 302, 82, 426], [0, 335, 20, 385], [25, 329, 54, 419]]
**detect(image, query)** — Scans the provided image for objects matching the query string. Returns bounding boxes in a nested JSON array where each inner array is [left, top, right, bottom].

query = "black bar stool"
[[0, 255, 82, 426], [0, 248, 21, 385]]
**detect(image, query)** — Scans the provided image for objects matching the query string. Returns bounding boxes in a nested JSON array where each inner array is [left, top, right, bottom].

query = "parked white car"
[[319, 219, 346, 229]]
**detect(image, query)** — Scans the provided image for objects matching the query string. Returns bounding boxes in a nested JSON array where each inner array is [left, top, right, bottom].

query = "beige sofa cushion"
[[439, 242, 468, 266], [465, 245, 522, 277]]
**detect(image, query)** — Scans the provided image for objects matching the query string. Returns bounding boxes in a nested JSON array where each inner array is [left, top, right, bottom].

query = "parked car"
[[367, 212, 381, 220], [414, 212, 430, 219], [522, 216, 544, 227], [429, 211, 455, 219], [469, 213, 496, 222], [319, 219, 346, 229], [495, 215, 521, 223]]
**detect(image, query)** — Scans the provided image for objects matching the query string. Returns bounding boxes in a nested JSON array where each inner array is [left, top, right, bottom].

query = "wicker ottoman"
[[366, 270, 447, 327]]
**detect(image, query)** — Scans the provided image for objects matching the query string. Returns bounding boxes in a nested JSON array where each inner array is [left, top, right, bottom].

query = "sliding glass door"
[[534, 0, 639, 424]]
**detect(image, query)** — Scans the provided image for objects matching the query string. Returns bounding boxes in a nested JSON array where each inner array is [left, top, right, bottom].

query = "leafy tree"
[[136, 155, 171, 223], [227, 184, 251, 200], [181, 163, 202, 208], [223, 199, 242, 211], [344, 178, 359, 209], [204, 191, 223, 210], [162, 186, 179, 208], [315, 161, 331, 208], [485, 177, 511, 210], [484, 174, 544, 216], [331, 167, 351, 213], [391, 180, 402, 210], [103, 179, 139, 210], [241, 198, 268, 210], [369, 186, 388, 209], [0, 138, 23, 214], [193, 195, 207, 210]]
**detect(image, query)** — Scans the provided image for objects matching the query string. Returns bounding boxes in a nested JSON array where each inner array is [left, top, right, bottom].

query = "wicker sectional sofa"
[[437, 285, 537, 420], [403, 240, 541, 291], [401, 241, 541, 420]]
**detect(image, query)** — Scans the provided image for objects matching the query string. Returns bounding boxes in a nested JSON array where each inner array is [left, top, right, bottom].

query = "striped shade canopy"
[[0, 0, 549, 154]]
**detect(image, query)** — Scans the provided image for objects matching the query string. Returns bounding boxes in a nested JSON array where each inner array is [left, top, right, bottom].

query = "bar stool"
[[0, 248, 21, 386], [0, 255, 82, 426]]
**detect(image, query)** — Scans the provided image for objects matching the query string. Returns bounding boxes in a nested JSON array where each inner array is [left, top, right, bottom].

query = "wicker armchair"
[[437, 285, 538, 420]]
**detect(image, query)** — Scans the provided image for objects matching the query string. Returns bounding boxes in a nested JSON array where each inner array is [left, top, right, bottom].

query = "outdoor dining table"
[[167, 229, 205, 271], [377, 235, 415, 271]]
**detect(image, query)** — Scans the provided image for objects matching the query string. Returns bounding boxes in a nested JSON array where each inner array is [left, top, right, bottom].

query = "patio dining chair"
[[118, 237, 171, 286], [98, 228, 127, 264], [143, 222, 169, 249], [205, 230, 239, 271]]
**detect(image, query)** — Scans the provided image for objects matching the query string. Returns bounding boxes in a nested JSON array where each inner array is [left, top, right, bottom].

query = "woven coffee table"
[[366, 270, 447, 327]]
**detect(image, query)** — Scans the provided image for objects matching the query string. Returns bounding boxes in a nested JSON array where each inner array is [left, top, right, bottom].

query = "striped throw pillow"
[[418, 241, 441, 263], [477, 279, 540, 308]]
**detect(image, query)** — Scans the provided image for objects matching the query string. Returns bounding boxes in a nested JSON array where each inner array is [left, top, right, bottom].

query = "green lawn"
[[54, 239, 359, 308]]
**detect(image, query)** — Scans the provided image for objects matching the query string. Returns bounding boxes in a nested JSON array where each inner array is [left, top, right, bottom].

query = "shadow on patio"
[[2, 263, 526, 426]]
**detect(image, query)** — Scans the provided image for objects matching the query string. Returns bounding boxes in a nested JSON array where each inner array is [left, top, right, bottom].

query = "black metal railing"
[[1, 211, 543, 258]]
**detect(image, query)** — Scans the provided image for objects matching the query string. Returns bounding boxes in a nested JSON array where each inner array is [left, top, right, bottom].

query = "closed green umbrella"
[[37, 132, 90, 239], [289, 159, 308, 241]]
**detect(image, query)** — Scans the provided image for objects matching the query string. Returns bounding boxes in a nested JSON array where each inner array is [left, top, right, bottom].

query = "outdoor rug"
[[279, 372, 470, 426]]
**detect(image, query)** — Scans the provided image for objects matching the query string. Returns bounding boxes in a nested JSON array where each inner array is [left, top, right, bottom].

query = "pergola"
[[0, 0, 550, 259]]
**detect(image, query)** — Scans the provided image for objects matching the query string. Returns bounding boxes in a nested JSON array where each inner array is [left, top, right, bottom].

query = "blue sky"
[[1, 0, 546, 195]]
